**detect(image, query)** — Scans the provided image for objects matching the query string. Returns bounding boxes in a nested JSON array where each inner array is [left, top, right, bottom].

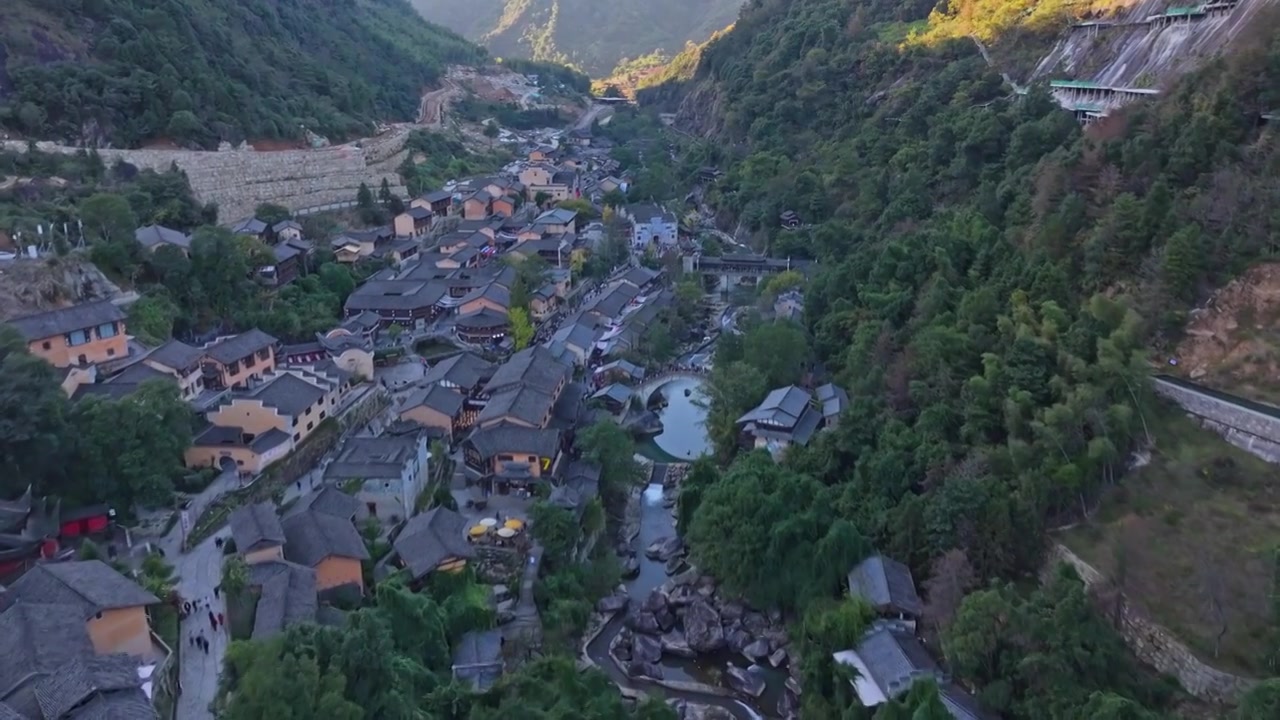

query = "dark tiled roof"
[[134, 225, 191, 250], [71, 383, 145, 402], [456, 308, 508, 330], [422, 353, 495, 390], [109, 362, 172, 385], [549, 462, 600, 516], [205, 329, 278, 364], [273, 220, 303, 233], [467, 424, 560, 460], [422, 190, 453, 203], [816, 383, 849, 420], [459, 282, 510, 309], [324, 435, 422, 482], [229, 502, 285, 553], [230, 217, 268, 235], [483, 346, 570, 395], [620, 266, 661, 289], [34, 653, 145, 720], [245, 374, 325, 416], [0, 603, 95, 696], [847, 555, 924, 617], [401, 384, 465, 418], [553, 321, 602, 352], [478, 386, 555, 427], [451, 628, 504, 690], [288, 486, 360, 520], [406, 206, 433, 220], [247, 560, 317, 640], [3, 561, 157, 616], [282, 510, 370, 566], [7, 301, 125, 341], [65, 689, 161, 720], [737, 385, 813, 427], [837, 625, 940, 702], [393, 507, 474, 580], [344, 280, 445, 312], [146, 340, 204, 371]]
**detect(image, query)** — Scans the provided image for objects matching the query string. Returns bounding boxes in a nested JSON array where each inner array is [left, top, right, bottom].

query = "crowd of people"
[[182, 592, 226, 655]]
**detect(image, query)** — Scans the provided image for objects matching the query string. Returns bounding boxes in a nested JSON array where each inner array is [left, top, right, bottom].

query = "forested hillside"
[[410, 0, 741, 76], [642, 0, 1280, 716], [0, 0, 485, 147]]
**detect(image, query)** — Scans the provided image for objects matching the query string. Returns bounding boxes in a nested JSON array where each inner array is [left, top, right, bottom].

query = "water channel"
[[586, 378, 785, 719]]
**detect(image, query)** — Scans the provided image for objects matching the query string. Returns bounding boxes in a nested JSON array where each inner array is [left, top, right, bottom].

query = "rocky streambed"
[[583, 466, 800, 720]]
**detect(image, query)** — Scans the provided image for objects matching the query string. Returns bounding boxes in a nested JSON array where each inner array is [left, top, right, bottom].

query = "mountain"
[[641, 0, 1280, 716], [409, 0, 742, 76], [0, 0, 486, 148]]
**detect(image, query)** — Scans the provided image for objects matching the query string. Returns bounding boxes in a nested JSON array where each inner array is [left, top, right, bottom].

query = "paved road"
[[507, 543, 544, 650], [163, 474, 315, 719]]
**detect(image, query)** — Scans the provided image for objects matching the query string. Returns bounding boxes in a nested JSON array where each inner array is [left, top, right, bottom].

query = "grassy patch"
[[1059, 405, 1280, 675]]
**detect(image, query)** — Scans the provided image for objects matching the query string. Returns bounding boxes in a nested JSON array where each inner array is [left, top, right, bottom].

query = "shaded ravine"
[[585, 481, 770, 719]]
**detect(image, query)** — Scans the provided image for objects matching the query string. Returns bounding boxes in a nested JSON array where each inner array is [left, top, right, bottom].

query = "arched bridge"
[[635, 370, 709, 405]]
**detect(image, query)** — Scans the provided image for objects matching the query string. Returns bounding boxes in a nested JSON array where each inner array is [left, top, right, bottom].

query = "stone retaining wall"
[[1045, 544, 1256, 704], [2, 135, 411, 223], [1151, 376, 1280, 463]]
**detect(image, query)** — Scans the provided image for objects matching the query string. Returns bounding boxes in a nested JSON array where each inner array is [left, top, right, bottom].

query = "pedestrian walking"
[[201, 637, 209, 654], [189, 635, 195, 648], [218, 612, 225, 628], [209, 611, 217, 631], [214, 585, 220, 599], [215, 537, 223, 550]]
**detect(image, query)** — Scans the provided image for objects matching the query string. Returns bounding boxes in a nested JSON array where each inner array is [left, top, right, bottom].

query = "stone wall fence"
[[1044, 543, 1257, 704], [1151, 374, 1280, 464]]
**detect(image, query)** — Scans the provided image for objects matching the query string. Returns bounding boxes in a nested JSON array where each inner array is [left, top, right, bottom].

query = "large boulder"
[[633, 633, 663, 664], [622, 557, 640, 579], [725, 664, 766, 698], [786, 676, 802, 697], [661, 629, 697, 658], [656, 607, 677, 632], [684, 600, 725, 653], [719, 600, 745, 624], [769, 647, 789, 668], [642, 589, 669, 614], [743, 611, 770, 638], [725, 627, 752, 654], [625, 610, 662, 635], [665, 556, 690, 575], [659, 536, 685, 561], [645, 538, 668, 560], [686, 705, 734, 720], [668, 583, 698, 607], [627, 660, 664, 680], [667, 699, 689, 720], [741, 639, 771, 663], [597, 593, 629, 614]]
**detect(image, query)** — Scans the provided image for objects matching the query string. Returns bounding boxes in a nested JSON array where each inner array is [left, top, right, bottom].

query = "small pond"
[[650, 378, 713, 461]]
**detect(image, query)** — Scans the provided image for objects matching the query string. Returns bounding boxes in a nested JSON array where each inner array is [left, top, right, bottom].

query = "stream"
[[585, 480, 782, 719]]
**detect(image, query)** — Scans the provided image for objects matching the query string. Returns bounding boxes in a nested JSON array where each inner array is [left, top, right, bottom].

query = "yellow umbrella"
[[468, 525, 487, 537], [504, 518, 524, 531]]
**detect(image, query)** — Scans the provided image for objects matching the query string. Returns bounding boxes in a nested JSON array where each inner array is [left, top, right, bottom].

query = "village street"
[[158, 468, 319, 719]]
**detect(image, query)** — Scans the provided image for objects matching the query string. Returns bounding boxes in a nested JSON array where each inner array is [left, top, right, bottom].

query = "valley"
[[410, 0, 743, 76]]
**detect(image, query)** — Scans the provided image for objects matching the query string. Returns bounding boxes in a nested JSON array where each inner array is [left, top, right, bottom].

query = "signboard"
[[180, 510, 191, 533], [540, 457, 552, 472]]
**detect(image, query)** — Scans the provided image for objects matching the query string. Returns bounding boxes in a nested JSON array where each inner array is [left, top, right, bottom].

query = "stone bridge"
[[635, 370, 709, 405], [681, 253, 809, 290]]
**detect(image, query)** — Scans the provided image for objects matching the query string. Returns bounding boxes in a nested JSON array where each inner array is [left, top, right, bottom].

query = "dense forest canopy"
[[0, 0, 486, 147], [636, 0, 1280, 716]]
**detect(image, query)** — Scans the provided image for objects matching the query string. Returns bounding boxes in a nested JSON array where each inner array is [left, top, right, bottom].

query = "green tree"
[[741, 321, 808, 387], [1236, 679, 1280, 720], [80, 192, 138, 244], [0, 326, 71, 498], [255, 203, 292, 226], [69, 380, 194, 511], [128, 293, 180, 345], [509, 306, 534, 350], [483, 122, 500, 149], [530, 500, 579, 567], [386, 323, 404, 342], [576, 421, 643, 511], [222, 637, 363, 720]]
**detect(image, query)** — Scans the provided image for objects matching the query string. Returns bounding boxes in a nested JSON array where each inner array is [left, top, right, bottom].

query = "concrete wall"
[[28, 321, 127, 368], [2, 127, 413, 223], [1044, 544, 1257, 704], [314, 556, 364, 593], [244, 545, 285, 566], [1152, 377, 1280, 463]]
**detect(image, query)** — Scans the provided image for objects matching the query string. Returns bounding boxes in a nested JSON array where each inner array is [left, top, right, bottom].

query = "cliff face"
[[1032, 0, 1279, 87]]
